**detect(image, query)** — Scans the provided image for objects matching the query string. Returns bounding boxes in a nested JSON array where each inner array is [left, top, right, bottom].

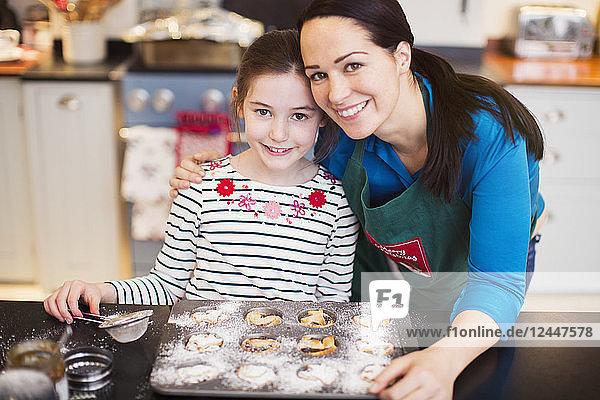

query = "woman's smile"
[[336, 100, 369, 120]]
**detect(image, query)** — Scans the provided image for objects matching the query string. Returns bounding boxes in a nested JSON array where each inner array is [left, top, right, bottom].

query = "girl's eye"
[[256, 109, 271, 117], [345, 63, 362, 72], [292, 113, 308, 121], [309, 72, 327, 82]]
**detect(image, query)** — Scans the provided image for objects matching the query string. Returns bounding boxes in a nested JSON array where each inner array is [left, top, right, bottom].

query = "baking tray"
[[150, 300, 418, 398]]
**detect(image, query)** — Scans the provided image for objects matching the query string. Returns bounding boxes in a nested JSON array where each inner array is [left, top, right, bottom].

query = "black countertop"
[[1, 301, 599, 399], [21, 41, 134, 82]]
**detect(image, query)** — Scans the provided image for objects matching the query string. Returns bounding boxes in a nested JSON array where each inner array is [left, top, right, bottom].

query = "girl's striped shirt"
[[108, 156, 359, 304]]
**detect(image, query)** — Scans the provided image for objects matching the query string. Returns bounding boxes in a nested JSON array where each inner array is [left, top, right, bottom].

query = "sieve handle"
[[81, 312, 110, 321], [73, 315, 103, 324], [70, 311, 110, 324]]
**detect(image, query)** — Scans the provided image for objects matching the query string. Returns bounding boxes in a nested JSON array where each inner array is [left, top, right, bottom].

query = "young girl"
[[44, 29, 359, 323]]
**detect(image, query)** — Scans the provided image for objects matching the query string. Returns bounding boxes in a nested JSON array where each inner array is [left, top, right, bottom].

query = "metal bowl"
[[64, 347, 112, 391]]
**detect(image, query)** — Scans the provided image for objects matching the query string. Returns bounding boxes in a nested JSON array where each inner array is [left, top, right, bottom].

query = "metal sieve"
[[73, 310, 153, 343]]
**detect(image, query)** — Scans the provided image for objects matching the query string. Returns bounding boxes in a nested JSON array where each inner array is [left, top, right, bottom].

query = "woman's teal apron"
[[342, 81, 471, 312]]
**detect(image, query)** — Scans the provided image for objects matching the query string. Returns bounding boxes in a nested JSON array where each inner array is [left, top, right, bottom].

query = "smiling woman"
[[294, 0, 544, 398], [301, 17, 416, 145]]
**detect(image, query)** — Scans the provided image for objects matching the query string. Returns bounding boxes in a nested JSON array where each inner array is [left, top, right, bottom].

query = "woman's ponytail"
[[411, 48, 543, 200]]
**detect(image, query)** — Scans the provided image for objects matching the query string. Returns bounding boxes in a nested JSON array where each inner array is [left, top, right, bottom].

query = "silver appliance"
[[514, 5, 594, 59]]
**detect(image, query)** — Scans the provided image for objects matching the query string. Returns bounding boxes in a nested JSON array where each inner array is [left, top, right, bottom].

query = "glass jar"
[[6, 339, 68, 400]]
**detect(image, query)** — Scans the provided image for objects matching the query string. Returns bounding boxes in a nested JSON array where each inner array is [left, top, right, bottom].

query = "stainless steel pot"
[[122, 3, 263, 70]]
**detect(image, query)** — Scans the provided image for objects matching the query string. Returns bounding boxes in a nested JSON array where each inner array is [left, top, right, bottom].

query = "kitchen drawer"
[[506, 85, 600, 180], [530, 181, 600, 294]]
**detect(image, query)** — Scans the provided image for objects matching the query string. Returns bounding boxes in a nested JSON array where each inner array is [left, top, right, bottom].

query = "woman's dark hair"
[[298, 0, 544, 201], [231, 28, 337, 164]]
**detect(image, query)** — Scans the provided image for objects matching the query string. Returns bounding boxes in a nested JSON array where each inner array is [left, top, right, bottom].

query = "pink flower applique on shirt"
[[308, 190, 326, 209], [263, 201, 282, 219], [291, 200, 306, 218], [209, 160, 223, 170], [322, 171, 337, 184], [238, 194, 256, 211]]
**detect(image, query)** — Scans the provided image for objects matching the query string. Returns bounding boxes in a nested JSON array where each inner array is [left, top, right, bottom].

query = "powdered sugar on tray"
[[151, 300, 411, 397], [168, 301, 241, 328]]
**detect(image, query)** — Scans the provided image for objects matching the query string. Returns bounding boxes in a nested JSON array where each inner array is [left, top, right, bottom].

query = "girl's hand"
[[43, 281, 116, 324], [369, 347, 457, 400], [169, 151, 222, 199]]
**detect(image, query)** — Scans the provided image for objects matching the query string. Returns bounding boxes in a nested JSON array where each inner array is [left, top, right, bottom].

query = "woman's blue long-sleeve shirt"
[[319, 77, 544, 326]]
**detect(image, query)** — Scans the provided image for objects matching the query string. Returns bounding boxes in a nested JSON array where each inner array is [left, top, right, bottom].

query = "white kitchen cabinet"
[[506, 85, 600, 294], [0, 78, 37, 282], [23, 81, 126, 292]]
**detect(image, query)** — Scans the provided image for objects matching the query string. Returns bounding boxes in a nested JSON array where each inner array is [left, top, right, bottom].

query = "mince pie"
[[245, 309, 282, 327], [185, 333, 224, 353], [241, 336, 280, 353], [299, 309, 334, 328], [298, 334, 337, 356]]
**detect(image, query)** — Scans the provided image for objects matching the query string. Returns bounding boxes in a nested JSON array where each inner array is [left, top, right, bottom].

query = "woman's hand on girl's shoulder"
[[169, 151, 222, 199], [369, 347, 456, 400]]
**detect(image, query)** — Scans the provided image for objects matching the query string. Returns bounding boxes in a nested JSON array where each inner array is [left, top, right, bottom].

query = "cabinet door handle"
[[58, 95, 81, 111], [543, 109, 564, 123]]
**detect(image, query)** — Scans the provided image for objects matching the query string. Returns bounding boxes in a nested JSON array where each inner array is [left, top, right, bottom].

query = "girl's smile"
[[262, 145, 293, 155]]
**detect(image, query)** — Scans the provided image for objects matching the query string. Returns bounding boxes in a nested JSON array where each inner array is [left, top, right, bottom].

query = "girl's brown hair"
[[298, 0, 544, 201], [231, 29, 337, 164]]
